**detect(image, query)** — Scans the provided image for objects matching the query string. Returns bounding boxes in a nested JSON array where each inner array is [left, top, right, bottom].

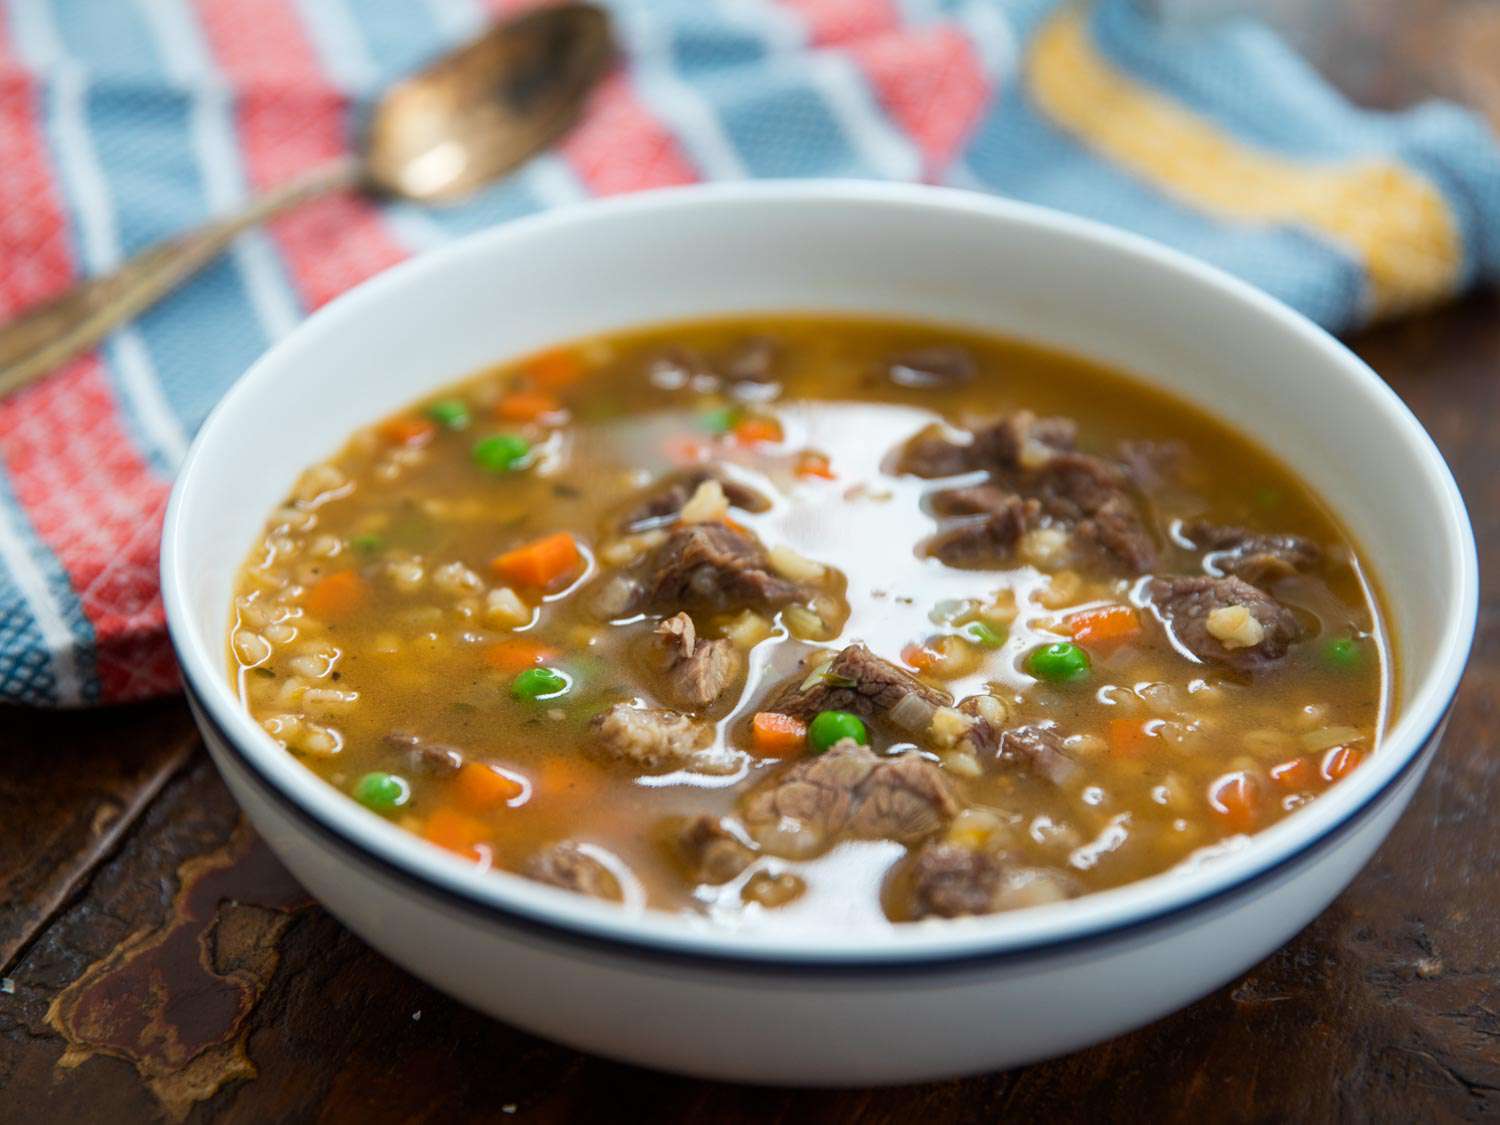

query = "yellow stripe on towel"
[[1026, 6, 1462, 318]]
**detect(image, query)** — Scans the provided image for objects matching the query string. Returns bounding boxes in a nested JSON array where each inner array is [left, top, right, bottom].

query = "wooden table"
[[3, 5, 1497, 1120]]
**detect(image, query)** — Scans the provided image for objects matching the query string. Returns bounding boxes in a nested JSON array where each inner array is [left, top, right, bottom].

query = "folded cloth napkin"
[[0, 0, 1496, 707]]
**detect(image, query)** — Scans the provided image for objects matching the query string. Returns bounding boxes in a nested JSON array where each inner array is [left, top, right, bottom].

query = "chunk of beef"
[[631, 523, 801, 615], [740, 740, 958, 858], [894, 412, 1076, 478], [1029, 452, 1157, 573], [1182, 521, 1322, 586], [590, 703, 712, 771], [907, 843, 1077, 919], [671, 815, 756, 885], [928, 483, 1024, 518], [955, 695, 1007, 756], [384, 731, 463, 776], [653, 612, 744, 709], [619, 467, 771, 530], [767, 643, 950, 729], [923, 493, 1041, 567], [741, 739, 877, 858], [885, 346, 976, 389], [524, 842, 624, 902], [1149, 575, 1302, 674], [847, 753, 961, 843], [997, 725, 1080, 787]]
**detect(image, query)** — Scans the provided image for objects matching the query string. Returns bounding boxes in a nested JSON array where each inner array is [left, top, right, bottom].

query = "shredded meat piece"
[[654, 612, 744, 709], [628, 523, 802, 615], [907, 843, 1077, 919], [1028, 453, 1157, 572], [619, 467, 771, 530], [895, 412, 1077, 478], [384, 731, 463, 776], [884, 346, 976, 389], [590, 703, 713, 771], [1182, 521, 1322, 586], [767, 643, 951, 725], [740, 740, 959, 858], [1149, 575, 1302, 674], [923, 492, 1041, 566], [671, 815, 757, 884], [997, 725, 1080, 787], [524, 842, 625, 902]]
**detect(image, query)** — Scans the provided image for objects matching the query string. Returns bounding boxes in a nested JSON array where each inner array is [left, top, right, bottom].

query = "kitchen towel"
[[0, 0, 1496, 705]]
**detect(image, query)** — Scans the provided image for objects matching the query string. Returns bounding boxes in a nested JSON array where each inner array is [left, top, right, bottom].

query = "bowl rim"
[[162, 179, 1478, 968]]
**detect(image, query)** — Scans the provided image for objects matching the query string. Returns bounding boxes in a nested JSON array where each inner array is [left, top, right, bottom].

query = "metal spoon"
[[0, 2, 612, 400]]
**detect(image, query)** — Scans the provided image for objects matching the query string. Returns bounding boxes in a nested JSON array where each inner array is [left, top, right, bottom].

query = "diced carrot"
[[1106, 718, 1154, 758], [1320, 745, 1365, 782], [663, 434, 710, 466], [1207, 771, 1261, 833], [422, 806, 491, 859], [732, 416, 783, 446], [524, 347, 584, 390], [378, 415, 437, 447], [495, 391, 563, 423], [483, 638, 556, 674], [453, 762, 527, 811], [490, 532, 582, 589], [901, 642, 938, 673], [721, 515, 748, 536], [751, 712, 808, 758], [1069, 605, 1141, 647], [795, 451, 836, 480], [303, 569, 370, 621], [1269, 756, 1312, 790]]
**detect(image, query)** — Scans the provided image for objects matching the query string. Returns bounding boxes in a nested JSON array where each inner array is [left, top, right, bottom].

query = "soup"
[[229, 316, 1389, 930]]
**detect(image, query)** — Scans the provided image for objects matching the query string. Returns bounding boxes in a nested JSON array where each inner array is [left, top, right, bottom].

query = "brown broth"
[[229, 315, 1391, 932]]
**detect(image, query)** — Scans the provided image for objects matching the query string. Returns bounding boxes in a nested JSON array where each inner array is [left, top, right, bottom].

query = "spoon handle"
[[0, 155, 363, 400]]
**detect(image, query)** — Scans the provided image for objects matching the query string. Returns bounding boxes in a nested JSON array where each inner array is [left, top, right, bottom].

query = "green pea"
[[426, 398, 471, 430], [698, 406, 740, 434], [962, 620, 1006, 649], [472, 433, 531, 473], [511, 666, 570, 701], [353, 771, 410, 814], [1323, 637, 1363, 671], [808, 709, 868, 753], [350, 533, 385, 555], [1027, 641, 1091, 684]]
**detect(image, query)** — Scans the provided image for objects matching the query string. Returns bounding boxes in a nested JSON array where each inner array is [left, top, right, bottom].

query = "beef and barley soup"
[[230, 316, 1389, 928]]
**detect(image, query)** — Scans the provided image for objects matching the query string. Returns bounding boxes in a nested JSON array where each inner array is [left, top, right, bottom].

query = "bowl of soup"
[[161, 181, 1475, 1084]]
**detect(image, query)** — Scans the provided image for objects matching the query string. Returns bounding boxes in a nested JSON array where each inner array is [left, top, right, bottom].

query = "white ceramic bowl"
[[162, 182, 1476, 1085]]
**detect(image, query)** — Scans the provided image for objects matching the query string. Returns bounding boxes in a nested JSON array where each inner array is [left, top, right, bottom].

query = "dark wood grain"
[[1, 5, 1498, 1121]]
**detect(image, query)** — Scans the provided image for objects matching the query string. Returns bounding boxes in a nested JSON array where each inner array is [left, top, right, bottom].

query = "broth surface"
[[230, 316, 1390, 931]]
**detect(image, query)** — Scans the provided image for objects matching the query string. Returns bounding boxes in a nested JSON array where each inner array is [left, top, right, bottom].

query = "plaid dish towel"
[[1, 0, 1497, 707]]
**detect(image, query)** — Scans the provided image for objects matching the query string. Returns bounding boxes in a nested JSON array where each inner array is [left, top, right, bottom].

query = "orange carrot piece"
[[496, 391, 563, 423], [1106, 718, 1154, 758], [1207, 771, 1260, 833], [732, 416, 783, 446], [303, 569, 370, 620], [483, 638, 557, 674], [453, 762, 527, 811], [1069, 605, 1141, 647], [1320, 745, 1365, 782], [378, 415, 437, 447], [422, 806, 491, 859], [901, 642, 938, 673], [525, 347, 584, 390], [795, 451, 836, 480], [490, 532, 582, 588], [1269, 757, 1312, 790], [751, 712, 808, 758]]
